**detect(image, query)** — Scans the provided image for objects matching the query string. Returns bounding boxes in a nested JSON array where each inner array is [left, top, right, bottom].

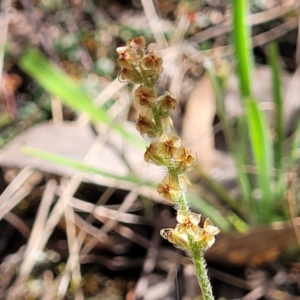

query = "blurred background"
[[0, 0, 300, 299]]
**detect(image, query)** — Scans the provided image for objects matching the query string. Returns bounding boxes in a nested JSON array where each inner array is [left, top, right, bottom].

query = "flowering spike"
[[117, 36, 219, 300]]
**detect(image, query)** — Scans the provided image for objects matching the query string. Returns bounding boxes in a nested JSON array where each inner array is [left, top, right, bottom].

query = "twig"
[[140, 0, 168, 49], [189, 3, 299, 43]]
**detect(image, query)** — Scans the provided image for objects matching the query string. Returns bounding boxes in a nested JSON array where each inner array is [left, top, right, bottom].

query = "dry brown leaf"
[[207, 218, 300, 267]]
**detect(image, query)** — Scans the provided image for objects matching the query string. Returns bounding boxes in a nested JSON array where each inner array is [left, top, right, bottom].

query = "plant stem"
[[168, 167, 190, 211], [189, 237, 214, 300]]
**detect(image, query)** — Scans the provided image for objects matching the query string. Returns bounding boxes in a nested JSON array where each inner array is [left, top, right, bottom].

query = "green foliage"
[[23, 147, 149, 185], [205, 0, 299, 225]]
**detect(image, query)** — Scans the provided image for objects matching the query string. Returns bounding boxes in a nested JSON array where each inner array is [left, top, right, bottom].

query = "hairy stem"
[[189, 236, 214, 300]]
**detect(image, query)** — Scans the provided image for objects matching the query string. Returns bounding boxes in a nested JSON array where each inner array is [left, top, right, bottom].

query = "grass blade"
[[23, 146, 150, 185], [246, 97, 274, 223], [19, 49, 110, 123], [268, 42, 284, 172], [187, 193, 234, 232], [19, 49, 145, 149], [232, 0, 253, 97]]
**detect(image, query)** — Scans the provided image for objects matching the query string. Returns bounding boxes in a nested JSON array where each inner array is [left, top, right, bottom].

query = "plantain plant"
[[116, 36, 220, 300]]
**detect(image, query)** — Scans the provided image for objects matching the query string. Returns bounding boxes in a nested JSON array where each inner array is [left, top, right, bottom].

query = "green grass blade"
[[23, 146, 150, 185], [18, 49, 145, 149], [246, 97, 274, 223], [232, 0, 253, 97], [188, 193, 234, 232], [268, 42, 284, 172], [19, 49, 110, 123], [289, 115, 300, 165]]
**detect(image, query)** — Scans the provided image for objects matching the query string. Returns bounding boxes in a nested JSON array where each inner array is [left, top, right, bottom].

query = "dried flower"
[[157, 175, 181, 202], [173, 147, 197, 172], [195, 218, 220, 250], [117, 47, 142, 69], [118, 68, 143, 84], [144, 142, 165, 166], [126, 36, 146, 51], [140, 52, 164, 86], [160, 227, 189, 250], [176, 210, 201, 235], [157, 135, 181, 159], [136, 115, 157, 139], [161, 214, 220, 252], [161, 117, 173, 133], [140, 52, 163, 74], [157, 92, 177, 115], [135, 85, 157, 107]]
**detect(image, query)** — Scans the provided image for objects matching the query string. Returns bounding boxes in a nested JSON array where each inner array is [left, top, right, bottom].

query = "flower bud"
[[161, 117, 173, 133]]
